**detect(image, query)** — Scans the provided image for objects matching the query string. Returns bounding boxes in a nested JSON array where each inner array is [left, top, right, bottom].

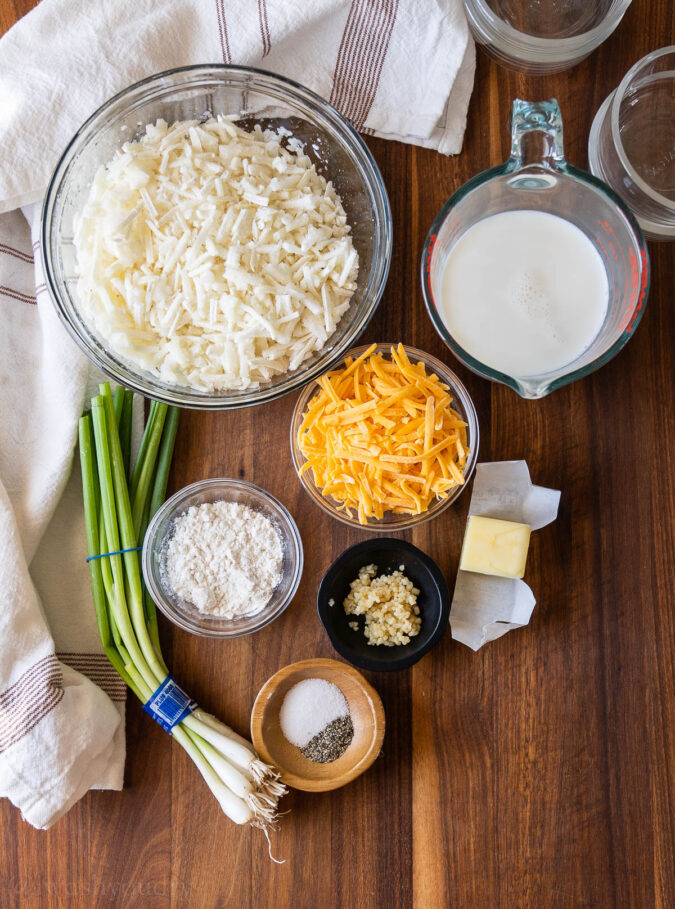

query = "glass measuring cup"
[[421, 99, 650, 399]]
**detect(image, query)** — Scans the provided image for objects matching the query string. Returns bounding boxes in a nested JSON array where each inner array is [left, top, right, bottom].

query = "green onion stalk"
[[79, 383, 286, 831]]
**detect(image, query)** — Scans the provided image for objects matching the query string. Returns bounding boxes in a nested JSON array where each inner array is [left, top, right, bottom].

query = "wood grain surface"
[[1, 2, 674, 907]]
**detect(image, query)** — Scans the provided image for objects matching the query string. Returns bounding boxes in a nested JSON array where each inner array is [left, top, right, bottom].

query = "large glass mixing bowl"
[[42, 66, 392, 409]]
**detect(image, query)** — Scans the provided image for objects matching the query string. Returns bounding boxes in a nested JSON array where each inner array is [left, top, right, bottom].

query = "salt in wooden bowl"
[[250, 658, 385, 792]]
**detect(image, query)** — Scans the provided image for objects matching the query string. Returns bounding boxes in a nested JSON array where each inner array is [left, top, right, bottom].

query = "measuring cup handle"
[[508, 99, 565, 170]]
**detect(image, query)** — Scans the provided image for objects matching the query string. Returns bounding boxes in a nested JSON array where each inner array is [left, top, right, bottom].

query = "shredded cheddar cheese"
[[296, 344, 469, 523]]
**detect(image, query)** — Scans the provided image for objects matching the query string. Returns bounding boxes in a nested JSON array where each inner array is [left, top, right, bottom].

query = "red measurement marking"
[[626, 247, 648, 334], [425, 233, 436, 274], [628, 248, 639, 290]]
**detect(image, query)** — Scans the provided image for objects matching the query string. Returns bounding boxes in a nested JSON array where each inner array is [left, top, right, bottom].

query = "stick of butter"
[[459, 515, 531, 580]]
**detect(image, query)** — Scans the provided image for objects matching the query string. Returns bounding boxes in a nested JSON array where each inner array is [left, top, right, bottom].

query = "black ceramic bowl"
[[317, 539, 450, 672]]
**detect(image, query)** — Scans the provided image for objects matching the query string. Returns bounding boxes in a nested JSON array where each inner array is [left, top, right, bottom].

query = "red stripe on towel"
[[340, 1, 379, 125], [0, 285, 35, 305], [329, 0, 399, 131], [352, 0, 398, 129], [0, 659, 58, 718], [257, 0, 271, 57], [215, 0, 232, 64], [0, 243, 34, 264], [330, 0, 367, 114], [0, 655, 64, 753], [58, 653, 127, 703]]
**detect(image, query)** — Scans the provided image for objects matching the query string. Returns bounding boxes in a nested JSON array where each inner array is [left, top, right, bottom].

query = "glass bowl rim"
[[41, 63, 393, 410], [142, 477, 304, 638], [463, 0, 631, 62], [289, 342, 480, 531], [609, 45, 675, 214]]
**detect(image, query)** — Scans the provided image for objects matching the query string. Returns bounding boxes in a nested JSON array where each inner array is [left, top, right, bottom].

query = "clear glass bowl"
[[290, 344, 479, 531], [42, 65, 392, 409], [588, 46, 675, 241], [142, 478, 303, 637], [463, 0, 631, 74]]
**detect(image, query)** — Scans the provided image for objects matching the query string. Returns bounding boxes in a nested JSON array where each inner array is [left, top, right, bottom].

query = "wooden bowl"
[[250, 658, 385, 792]]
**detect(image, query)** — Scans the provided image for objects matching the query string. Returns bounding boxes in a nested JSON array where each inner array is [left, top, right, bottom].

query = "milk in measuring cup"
[[439, 210, 609, 377]]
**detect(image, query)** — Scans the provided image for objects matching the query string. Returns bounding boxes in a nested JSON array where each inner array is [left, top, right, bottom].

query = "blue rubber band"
[[86, 546, 142, 562], [143, 676, 198, 733]]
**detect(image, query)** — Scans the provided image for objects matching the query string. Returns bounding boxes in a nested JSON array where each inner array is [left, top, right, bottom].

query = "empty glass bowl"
[[589, 46, 675, 241], [290, 344, 479, 531], [42, 65, 392, 409], [463, 0, 631, 74], [142, 478, 303, 637]]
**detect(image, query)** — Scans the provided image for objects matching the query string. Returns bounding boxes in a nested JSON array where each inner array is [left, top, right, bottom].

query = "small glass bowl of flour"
[[142, 479, 303, 637]]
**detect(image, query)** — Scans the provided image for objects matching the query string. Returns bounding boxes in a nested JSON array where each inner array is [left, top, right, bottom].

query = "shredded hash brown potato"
[[74, 117, 358, 392], [296, 343, 469, 523]]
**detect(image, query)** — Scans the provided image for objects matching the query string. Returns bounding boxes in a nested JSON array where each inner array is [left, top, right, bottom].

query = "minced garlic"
[[343, 563, 421, 646]]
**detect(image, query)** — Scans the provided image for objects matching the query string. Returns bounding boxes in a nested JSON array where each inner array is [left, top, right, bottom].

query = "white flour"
[[163, 500, 283, 618]]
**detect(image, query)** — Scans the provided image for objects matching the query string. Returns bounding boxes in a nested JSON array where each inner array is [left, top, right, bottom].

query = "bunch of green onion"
[[79, 383, 286, 830]]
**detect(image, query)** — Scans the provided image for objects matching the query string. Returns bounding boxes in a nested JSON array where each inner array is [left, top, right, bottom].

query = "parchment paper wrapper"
[[450, 461, 560, 651]]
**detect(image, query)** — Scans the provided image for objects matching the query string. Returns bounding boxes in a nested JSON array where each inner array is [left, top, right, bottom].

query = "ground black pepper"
[[300, 715, 354, 763]]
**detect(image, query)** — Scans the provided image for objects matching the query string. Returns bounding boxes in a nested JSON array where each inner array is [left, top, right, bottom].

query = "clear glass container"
[[42, 65, 392, 409], [589, 46, 675, 241], [290, 344, 479, 531], [422, 99, 650, 399], [142, 478, 303, 638], [463, 0, 631, 74]]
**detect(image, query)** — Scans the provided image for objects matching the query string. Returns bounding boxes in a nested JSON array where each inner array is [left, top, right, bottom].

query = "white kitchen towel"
[[0, 206, 126, 830], [0, 0, 474, 829], [0, 0, 475, 213]]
